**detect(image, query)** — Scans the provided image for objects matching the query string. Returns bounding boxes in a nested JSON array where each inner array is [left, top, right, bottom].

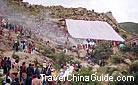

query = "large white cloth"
[[66, 19, 125, 42]]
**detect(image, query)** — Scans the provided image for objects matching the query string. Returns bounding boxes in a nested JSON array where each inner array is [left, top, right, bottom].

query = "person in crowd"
[[51, 68, 58, 84], [31, 41, 35, 53], [23, 42, 26, 51], [5, 78, 11, 85], [77, 63, 81, 68], [24, 41, 28, 53], [1, 19, 7, 28], [41, 60, 47, 74], [8, 32, 13, 44], [25, 75, 32, 85], [132, 42, 136, 47], [42, 75, 46, 85], [3, 57, 7, 74], [19, 73, 26, 85], [0, 57, 5, 69], [32, 75, 42, 85], [8, 23, 15, 31], [0, 28, 3, 36], [99, 59, 105, 66], [34, 64, 41, 79], [20, 62, 26, 79], [41, 63, 52, 76], [27, 63, 34, 77], [15, 25, 20, 33], [51, 68, 57, 78], [45, 64, 52, 76], [11, 78, 20, 85], [1, 72, 12, 85], [19, 42, 24, 52], [0, 58, 2, 69], [1, 79, 6, 85], [6, 57, 11, 73], [45, 41, 49, 45], [28, 43, 32, 53], [42, 60, 47, 68], [13, 40, 19, 52], [12, 58, 19, 73], [0, 18, 3, 26], [41, 67, 47, 75]]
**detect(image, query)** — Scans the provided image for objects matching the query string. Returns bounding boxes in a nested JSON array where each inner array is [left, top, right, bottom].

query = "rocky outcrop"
[[124, 59, 132, 65], [48, 6, 119, 30], [4, 0, 122, 31]]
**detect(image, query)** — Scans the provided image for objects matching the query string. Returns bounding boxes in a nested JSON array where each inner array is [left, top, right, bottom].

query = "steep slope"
[[119, 22, 138, 35], [1, 0, 80, 46], [1, 0, 128, 46]]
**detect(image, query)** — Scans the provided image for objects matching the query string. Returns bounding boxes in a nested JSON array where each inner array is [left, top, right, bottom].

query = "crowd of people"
[[0, 17, 37, 54], [0, 13, 132, 85], [0, 17, 81, 84], [0, 57, 11, 75], [77, 40, 96, 50], [0, 56, 81, 85], [12, 40, 36, 54], [0, 56, 49, 85], [0, 17, 23, 33]]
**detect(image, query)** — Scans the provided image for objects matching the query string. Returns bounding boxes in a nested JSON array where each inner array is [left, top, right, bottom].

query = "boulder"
[[80, 62, 89, 68], [92, 64, 100, 72], [78, 49, 87, 58], [130, 60, 138, 73], [132, 60, 138, 65], [112, 71, 123, 77], [124, 59, 132, 65], [107, 65, 118, 69], [117, 63, 129, 72]]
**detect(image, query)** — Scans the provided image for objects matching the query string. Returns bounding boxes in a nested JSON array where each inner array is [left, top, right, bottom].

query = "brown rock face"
[[47, 6, 119, 31]]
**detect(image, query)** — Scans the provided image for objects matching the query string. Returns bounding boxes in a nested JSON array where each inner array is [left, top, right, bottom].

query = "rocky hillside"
[[0, 0, 77, 46], [0, 1, 138, 85], [119, 22, 138, 35], [48, 6, 118, 29], [0, 0, 130, 45]]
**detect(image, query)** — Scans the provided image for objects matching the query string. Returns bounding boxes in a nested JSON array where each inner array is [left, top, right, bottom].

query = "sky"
[[23, 0, 138, 23]]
